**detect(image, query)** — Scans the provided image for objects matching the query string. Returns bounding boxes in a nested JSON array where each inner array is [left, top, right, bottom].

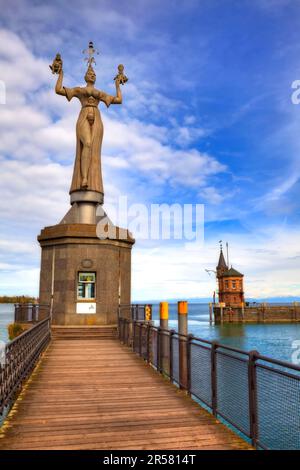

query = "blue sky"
[[0, 0, 300, 300]]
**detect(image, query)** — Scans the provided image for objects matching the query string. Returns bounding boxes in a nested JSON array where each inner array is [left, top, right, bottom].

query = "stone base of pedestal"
[[37, 223, 134, 325]]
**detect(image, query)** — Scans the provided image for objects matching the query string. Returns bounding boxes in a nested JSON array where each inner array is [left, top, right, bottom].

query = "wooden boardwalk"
[[0, 338, 251, 450]]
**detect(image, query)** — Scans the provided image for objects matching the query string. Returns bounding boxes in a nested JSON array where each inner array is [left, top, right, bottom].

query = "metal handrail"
[[118, 316, 300, 450], [0, 317, 51, 417]]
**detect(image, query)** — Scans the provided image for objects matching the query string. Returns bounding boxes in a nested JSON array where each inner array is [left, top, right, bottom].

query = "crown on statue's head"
[[86, 64, 95, 73], [83, 41, 99, 68]]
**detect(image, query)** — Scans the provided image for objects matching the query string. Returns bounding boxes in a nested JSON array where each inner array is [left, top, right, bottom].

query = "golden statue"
[[51, 43, 127, 200]]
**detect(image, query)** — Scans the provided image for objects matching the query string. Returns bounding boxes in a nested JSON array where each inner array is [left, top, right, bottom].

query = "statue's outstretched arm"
[[55, 69, 67, 97], [112, 78, 122, 104]]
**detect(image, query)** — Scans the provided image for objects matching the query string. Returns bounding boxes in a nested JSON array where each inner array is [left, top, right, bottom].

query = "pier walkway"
[[0, 336, 250, 450]]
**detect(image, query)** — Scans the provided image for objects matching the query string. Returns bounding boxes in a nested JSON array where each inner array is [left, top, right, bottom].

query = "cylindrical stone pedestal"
[[70, 190, 103, 224]]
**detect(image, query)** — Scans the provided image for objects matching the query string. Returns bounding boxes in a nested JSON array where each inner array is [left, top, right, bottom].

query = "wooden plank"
[[0, 338, 252, 450]]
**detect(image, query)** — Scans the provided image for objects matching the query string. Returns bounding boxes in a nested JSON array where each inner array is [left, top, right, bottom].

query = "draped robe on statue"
[[64, 86, 115, 196]]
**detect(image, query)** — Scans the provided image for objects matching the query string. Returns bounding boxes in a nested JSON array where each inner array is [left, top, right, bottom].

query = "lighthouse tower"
[[216, 247, 244, 307]]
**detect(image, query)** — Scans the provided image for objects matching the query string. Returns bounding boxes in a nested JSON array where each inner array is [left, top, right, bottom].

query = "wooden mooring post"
[[209, 302, 213, 324], [159, 302, 169, 374], [178, 300, 188, 390]]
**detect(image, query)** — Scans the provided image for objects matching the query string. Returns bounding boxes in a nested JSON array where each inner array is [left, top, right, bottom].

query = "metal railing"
[[118, 317, 300, 450], [14, 303, 50, 323], [0, 317, 51, 417], [118, 304, 152, 321]]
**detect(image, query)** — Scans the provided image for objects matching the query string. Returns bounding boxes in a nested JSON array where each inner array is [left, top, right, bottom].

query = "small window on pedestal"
[[77, 272, 96, 299]]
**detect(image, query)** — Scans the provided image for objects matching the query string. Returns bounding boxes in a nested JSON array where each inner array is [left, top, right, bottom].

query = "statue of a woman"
[[54, 61, 123, 199]]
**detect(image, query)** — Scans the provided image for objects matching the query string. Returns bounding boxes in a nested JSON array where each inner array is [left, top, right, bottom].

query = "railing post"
[[126, 319, 130, 346], [133, 321, 136, 351], [28, 303, 32, 322], [33, 304, 38, 322], [169, 329, 175, 382], [14, 303, 19, 323], [211, 341, 218, 416], [178, 301, 188, 390], [131, 305, 134, 321], [123, 318, 126, 343], [187, 334, 193, 395], [121, 318, 124, 343], [146, 323, 151, 364], [157, 327, 161, 372], [248, 350, 259, 448], [139, 322, 142, 357]]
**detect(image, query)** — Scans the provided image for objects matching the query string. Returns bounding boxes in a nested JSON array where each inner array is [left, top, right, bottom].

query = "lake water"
[[0, 304, 14, 343], [1, 303, 300, 362]]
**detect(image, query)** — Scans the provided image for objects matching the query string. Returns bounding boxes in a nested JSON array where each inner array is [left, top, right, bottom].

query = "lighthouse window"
[[77, 272, 96, 299], [232, 280, 236, 289]]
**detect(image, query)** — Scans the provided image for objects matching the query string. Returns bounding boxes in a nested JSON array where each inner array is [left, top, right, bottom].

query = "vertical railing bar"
[[157, 327, 161, 372], [146, 323, 151, 364], [169, 329, 175, 382], [211, 341, 218, 416], [139, 322, 142, 357], [133, 321, 136, 352], [187, 334, 193, 395], [248, 350, 259, 448]]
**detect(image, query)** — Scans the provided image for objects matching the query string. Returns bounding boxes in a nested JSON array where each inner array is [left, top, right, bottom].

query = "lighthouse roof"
[[217, 249, 228, 270], [222, 267, 243, 278]]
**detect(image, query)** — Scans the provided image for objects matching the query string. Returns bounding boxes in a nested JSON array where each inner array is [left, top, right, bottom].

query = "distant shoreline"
[[0, 297, 37, 304]]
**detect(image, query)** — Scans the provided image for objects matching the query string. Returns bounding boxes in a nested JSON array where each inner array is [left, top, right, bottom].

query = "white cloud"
[[0, 267, 40, 296], [200, 186, 225, 205], [0, 157, 71, 226], [104, 117, 225, 188], [0, 28, 50, 95]]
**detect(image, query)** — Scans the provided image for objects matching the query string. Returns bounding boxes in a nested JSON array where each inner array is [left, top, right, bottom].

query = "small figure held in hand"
[[114, 64, 128, 85], [49, 53, 63, 74]]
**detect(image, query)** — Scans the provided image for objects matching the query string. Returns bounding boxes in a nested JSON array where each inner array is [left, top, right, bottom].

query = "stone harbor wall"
[[213, 305, 300, 323]]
